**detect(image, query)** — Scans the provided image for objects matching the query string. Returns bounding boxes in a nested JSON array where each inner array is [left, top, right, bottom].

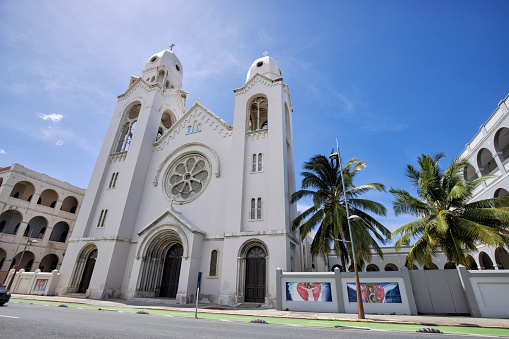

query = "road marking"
[[219, 319, 232, 322], [0, 315, 19, 319]]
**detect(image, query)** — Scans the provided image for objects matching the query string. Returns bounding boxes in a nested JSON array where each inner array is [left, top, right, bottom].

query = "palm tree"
[[390, 153, 509, 268], [291, 154, 390, 270]]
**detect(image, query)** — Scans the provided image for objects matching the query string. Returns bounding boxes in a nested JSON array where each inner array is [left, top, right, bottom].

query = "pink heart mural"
[[296, 282, 322, 301]]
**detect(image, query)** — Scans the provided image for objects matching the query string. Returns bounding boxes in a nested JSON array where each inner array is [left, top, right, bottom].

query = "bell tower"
[[58, 48, 187, 298], [220, 53, 297, 304]]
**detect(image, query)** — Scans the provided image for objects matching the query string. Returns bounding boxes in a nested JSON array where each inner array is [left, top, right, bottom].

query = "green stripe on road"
[[10, 299, 509, 337]]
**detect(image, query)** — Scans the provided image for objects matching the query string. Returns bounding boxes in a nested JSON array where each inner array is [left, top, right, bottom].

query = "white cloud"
[[0, 149, 6, 154], [37, 113, 63, 123], [56, 140, 64, 146]]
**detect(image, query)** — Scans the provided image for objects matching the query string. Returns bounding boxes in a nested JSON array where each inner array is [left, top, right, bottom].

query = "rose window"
[[164, 154, 211, 202]]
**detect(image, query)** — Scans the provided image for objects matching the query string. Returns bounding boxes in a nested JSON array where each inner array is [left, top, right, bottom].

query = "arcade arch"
[[479, 251, 495, 270], [477, 148, 498, 175], [39, 254, 59, 272], [494, 188, 509, 198], [366, 264, 380, 272], [49, 221, 69, 242], [61, 196, 78, 213], [24, 216, 48, 239], [10, 181, 35, 201], [384, 263, 398, 271], [494, 127, 509, 163], [495, 247, 508, 269], [37, 189, 58, 208], [0, 210, 22, 234], [12, 251, 35, 271]]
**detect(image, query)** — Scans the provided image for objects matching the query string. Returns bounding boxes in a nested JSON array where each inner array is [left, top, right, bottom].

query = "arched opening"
[[25, 216, 47, 239], [494, 188, 509, 198], [331, 264, 342, 272], [495, 247, 509, 269], [0, 210, 22, 234], [157, 70, 165, 84], [0, 177, 3, 188], [366, 264, 380, 272], [49, 221, 69, 242], [78, 249, 98, 293], [477, 148, 498, 175], [248, 96, 268, 132], [479, 252, 495, 270], [424, 263, 439, 270], [156, 110, 175, 141], [39, 254, 59, 272], [494, 127, 509, 163], [10, 181, 35, 201], [384, 263, 398, 271], [37, 189, 58, 208], [464, 164, 479, 182], [13, 251, 35, 271], [466, 255, 478, 270], [115, 103, 141, 153], [61, 196, 78, 213], [444, 262, 457, 269], [0, 248, 6, 270], [136, 229, 184, 298], [238, 239, 268, 304]]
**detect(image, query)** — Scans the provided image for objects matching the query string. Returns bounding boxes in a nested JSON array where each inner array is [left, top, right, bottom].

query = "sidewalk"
[[9, 293, 509, 331]]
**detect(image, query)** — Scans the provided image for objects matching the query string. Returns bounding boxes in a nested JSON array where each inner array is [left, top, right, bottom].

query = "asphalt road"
[[0, 302, 475, 338]]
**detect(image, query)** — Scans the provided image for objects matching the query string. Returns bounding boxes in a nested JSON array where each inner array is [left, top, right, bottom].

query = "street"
[[0, 302, 476, 338]]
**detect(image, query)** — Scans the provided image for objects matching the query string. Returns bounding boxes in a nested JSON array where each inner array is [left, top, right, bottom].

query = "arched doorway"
[[78, 249, 97, 293], [160, 244, 183, 298], [244, 246, 266, 303]]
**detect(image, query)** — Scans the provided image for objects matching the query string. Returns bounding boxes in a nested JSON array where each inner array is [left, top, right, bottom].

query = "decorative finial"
[[169, 43, 175, 51], [263, 51, 268, 57], [196, 97, 200, 103]]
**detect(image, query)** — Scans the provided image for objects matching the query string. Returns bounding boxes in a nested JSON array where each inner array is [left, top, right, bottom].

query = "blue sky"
[[1, 1, 508, 238]]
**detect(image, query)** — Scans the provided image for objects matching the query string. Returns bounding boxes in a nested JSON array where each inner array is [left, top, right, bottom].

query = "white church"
[[56, 48, 304, 306]]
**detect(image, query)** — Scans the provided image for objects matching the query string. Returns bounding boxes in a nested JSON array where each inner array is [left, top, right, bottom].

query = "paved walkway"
[[9, 294, 509, 330]]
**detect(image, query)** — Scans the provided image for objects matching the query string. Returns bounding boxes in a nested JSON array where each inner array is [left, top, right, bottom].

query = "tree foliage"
[[292, 154, 390, 269], [390, 153, 509, 268]]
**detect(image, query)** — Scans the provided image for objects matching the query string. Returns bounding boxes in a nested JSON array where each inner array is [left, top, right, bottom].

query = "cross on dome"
[[263, 51, 268, 57], [169, 44, 175, 51]]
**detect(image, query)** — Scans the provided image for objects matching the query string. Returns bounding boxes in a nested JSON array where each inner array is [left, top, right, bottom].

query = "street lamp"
[[329, 140, 365, 319], [7, 230, 38, 290]]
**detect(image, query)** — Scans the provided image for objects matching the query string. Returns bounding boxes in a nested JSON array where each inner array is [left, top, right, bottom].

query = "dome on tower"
[[142, 49, 183, 90], [245, 55, 281, 84]]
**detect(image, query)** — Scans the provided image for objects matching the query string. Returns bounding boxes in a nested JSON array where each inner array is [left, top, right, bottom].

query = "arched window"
[[108, 172, 119, 189], [250, 198, 263, 220], [97, 209, 108, 228], [50, 222, 70, 243], [495, 247, 508, 269], [209, 250, 218, 276], [156, 110, 175, 141], [115, 103, 141, 152], [466, 254, 478, 270], [423, 263, 438, 270], [464, 164, 478, 182], [251, 153, 263, 172], [444, 262, 457, 269], [494, 188, 509, 198], [248, 96, 268, 131]]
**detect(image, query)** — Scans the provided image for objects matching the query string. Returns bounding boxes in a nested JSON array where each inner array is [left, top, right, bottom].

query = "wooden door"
[[160, 244, 183, 298], [78, 249, 97, 293], [244, 246, 265, 303]]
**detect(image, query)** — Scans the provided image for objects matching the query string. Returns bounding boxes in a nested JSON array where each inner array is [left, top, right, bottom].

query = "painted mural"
[[33, 279, 48, 292], [286, 282, 332, 302], [347, 282, 402, 303]]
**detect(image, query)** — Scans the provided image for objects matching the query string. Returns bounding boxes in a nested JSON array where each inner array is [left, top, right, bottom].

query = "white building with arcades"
[[56, 48, 305, 306]]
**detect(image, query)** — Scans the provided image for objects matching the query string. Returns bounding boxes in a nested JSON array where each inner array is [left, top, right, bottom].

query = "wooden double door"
[[244, 246, 266, 303], [160, 244, 183, 298]]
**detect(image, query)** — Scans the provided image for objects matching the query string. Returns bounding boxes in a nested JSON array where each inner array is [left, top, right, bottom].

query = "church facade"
[[56, 49, 301, 306]]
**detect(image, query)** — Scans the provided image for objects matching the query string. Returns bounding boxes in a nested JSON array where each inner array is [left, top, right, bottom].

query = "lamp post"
[[7, 230, 38, 290], [329, 139, 365, 319]]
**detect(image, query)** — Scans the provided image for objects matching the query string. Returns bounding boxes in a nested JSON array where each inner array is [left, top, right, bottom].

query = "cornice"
[[233, 74, 284, 97]]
